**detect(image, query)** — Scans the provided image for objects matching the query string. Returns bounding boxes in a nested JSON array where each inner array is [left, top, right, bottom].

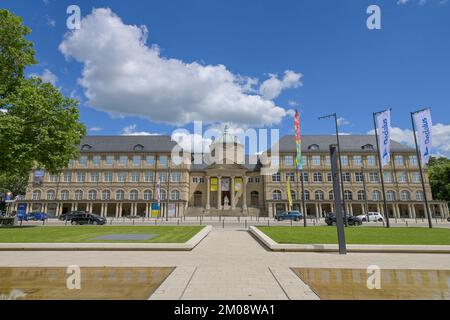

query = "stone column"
[[242, 176, 247, 210], [318, 203, 323, 217], [315, 203, 319, 218], [231, 176, 235, 209], [217, 176, 222, 209], [206, 176, 211, 210]]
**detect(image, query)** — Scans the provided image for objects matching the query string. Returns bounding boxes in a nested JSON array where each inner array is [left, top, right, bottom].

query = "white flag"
[[413, 109, 432, 165], [376, 109, 391, 167]]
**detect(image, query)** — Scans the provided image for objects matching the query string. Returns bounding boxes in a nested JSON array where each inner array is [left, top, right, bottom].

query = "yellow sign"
[[210, 177, 218, 191], [234, 178, 243, 192], [286, 180, 292, 210]]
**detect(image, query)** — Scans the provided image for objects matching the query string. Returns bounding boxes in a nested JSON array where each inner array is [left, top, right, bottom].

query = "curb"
[[0, 225, 212, 251], [249, 226, 450, 253]]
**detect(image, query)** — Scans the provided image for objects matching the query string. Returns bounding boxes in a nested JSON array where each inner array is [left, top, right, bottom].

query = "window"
[[272, 190, 282, 201], [355, 172, 363, 182], [412, 172, 421, 183], [77, 172, 86, 182], [409, 155, 418, 166], [286, 172, 295, 182], [133, 144, 144, 151], [395, 155, 404, 166], [367, 155, 376, 166], [329, 190, 334, 200], [144, 171, 154, 182], [192, 177, 199, 183], [79, 156, 87, 167], [302, 190, 310, 200], [301, 172, 309, 182], [325, 156, 331, 166], [105, 156, 114, 165], [171, 172, 181, 182], [369, 172, 379, 183], [118, 172, 127, 183], [372, 190, 382, 201], [81, 144, 92, 151], [171, 190, 180, 200], [302, 156, 308, 166], [146, 155, 155, 165], [119, 156, 128, 166], [344, 190, 353, 201], [116, 190, 125, 200], [312, 156, 321, 166], [47, 190, 56, 200], [342, 172, 351, 182], [159, 172, 168, 182], [49, 174, 59, 182], [104, 172, 113, 182], [160, 189, 167, 201], [91, 172, 99, 183], [327, 172, 333, 182], [315, 190, 324, 201], [308, 144, 319, 150], [131, 172, 140, 182], [397, 172, 408, 183], [353, 156, 362, 166], [384, 172, 393, 183], [61, 190, 70, 201], [92, 156, 101, 166], [284, 155, 294, 166], [130, 190, 139, 200], [159, 155, 168, 166], [340, 155, 348, 166], [63, 172, 72, 183], [400, 190, 411, 201], [290, 190, 296, 200], [75, 190, 83, 200], [144, 190, 153, 201], [102, 190, 111, 200], [387, 190, 396, 201], [362, 144, 374, 150], [132, 155, 141, 166], [416, 191, 424, 201], [200, 177, 206, 183], [313, 172, 323, 182], [88, 190, 97, 201], [272, 172, 281, 182], [357, 190, 366, 201], [32, 190, 41, 200]]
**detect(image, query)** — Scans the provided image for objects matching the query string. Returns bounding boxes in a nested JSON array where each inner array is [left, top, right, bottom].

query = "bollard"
[[238, 216, 240, 222], [133, 219, 135, 226], [245, 220, 247, 229], [20, 220, 23, 227], [406, 221, 408, 227], [290, 219, 293, 227], [42, 219, 45, 226], [222, 218, 225, 228], [313, 220, 316, 226], [155, 219, 157, 225], [110, 219, 113, 225]]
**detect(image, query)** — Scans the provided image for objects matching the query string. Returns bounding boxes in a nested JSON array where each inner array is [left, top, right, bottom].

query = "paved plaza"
[[1, 225, 450, 300]]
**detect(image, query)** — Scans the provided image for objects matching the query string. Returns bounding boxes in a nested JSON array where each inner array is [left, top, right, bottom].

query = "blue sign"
[[17, 203, 27, 215]]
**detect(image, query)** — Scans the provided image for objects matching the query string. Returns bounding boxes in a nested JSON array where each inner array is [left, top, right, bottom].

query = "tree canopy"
[[427, 157, 450, 203]]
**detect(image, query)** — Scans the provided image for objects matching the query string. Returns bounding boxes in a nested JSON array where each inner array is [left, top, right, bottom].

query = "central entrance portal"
[[221, 191, 231, 206]]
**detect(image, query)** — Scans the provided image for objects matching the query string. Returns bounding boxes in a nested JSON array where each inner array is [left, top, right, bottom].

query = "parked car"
[[59, 211, 87, 221], [325, 213, 362, 226], [275, 211, 303, 221], [356, 212, 385, 222], [27, 212, 48, 221], [70, 213, 106, 225]]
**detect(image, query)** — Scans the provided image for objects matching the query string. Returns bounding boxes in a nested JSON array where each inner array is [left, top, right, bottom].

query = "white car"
[[357, 212, 385, 222]]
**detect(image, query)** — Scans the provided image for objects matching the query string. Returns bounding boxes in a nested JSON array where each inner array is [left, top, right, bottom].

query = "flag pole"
[[295, 110, 307, 227], [372, 110, 390, 228], [411, 110, 433, 229]]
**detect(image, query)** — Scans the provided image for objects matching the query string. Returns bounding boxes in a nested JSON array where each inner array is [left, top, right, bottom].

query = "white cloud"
[[46, 15, 56, 27], [171, 131, 213, 153], [59, 8, 300, 127], [121, 124, 161, 136], [337, 117, 350, 126], [368, 123, 450, 157], [89, 127, 103, 132], [30, 69, 58, 85], [259, 70, 302, 100]]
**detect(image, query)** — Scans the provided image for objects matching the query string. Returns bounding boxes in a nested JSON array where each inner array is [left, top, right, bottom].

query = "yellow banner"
[[287, 180, 292, 210], [234, 177, 243, 192], [210, 177, 218, 191]]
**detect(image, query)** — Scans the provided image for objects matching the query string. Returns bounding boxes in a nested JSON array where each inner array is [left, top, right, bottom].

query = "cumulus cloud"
[[337, 117, 350, 126], [368, 123, 450, 157], [121, 124, 161, 136], [259, 71, 302, 100], [89, 127, 103, 132], [171, 130, 213, 153], [59, 8, 300, 127], [30, 69, 58, 85]]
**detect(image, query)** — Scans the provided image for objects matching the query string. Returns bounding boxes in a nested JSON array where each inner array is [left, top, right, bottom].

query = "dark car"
[[70, 213, 106, 225], [325, 213, 362, 226], [27, 212, 48, 221], [59, 211, 86, 221], [275, 211, 303, 221]]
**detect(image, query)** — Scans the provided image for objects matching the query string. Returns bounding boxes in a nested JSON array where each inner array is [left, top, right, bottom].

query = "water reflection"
[[0, 267, 174, 300], [292, 268, 450, 300]]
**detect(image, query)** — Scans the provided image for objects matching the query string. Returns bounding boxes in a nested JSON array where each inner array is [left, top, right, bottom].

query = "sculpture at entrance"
[[223, 196, 230, 210]]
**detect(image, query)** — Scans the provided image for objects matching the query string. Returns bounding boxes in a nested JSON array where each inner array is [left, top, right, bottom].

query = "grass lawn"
[[257, 226, 450, 245], [0, 226, 204, 243]]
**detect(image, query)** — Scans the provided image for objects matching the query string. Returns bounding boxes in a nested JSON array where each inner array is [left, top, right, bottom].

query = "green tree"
[[427, 157, 450, 202]]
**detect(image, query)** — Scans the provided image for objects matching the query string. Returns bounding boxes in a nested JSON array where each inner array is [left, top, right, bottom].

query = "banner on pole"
[[413, 109, 432, 165], [294, 110, 302, 170], [286, 180, 292, 210], [376, 109, 391, 167], [210, 177, 218, 191], [234, 177, 243, 192], [151, 203, 160, 218]]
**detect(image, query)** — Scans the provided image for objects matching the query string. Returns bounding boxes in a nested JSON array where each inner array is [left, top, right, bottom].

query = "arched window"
[[144, 190, 153, 201], [160, 189, 167, 201], [32, 190, 41, 201], [329, 190, 334, 201], [61, 190, 70, 201], [416, 190, 424, 201], [302, 190, 310, 201], [357, 190, 366, 201], [315, 190, 324, 201], [290, 190, 296, 200], [116, 190, 125, 200], [88, 190, 97, 201], [75, 190, 83, 201], [372, 190, 382, 201], [386, 190, 396, 201], [102, 190, 111, 200], [361, 144, 374, 150], [400, 190, 411, 201], [130, 190, 139, 201], [47, 190, 56, 200], [272, 190, 282, 201], [308, 144, 320, 150], [344, 190, 353, 201], [81, 144, 92, 150], [133, 144, 144, 151], [171, 190, 180, 200]]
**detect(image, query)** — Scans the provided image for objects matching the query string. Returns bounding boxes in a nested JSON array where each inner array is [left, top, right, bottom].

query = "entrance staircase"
[[185, 207, 265, 217]]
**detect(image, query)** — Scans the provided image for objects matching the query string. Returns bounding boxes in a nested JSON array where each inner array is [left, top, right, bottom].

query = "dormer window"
[[133, 144, 144, 151], [308, 144, 319, 151], [81, 144, 92, 151], [362, 144, 374, 150]]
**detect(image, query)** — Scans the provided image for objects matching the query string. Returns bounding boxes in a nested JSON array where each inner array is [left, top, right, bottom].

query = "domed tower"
[[210, 125, 245, 165]]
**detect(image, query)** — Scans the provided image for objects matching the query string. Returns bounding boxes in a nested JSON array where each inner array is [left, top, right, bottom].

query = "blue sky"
[[3, 0, 450, 155]]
